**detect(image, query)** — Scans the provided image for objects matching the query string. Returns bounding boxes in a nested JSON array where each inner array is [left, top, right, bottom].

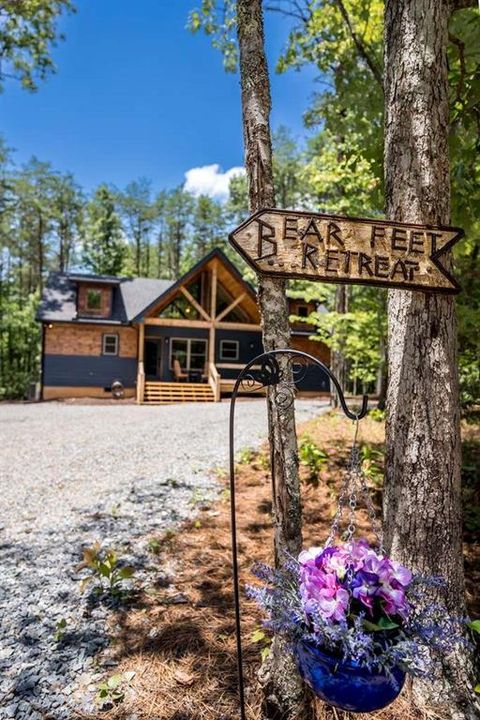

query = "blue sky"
[[1, 0, 318, 197]]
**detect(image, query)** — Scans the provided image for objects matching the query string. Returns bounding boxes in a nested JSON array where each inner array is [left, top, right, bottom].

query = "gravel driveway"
[[0, 398, 326, 719]]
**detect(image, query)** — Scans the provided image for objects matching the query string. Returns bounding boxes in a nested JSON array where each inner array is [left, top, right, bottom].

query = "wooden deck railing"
[[208, 362, 221, 402], [137, 361, 145, 404]]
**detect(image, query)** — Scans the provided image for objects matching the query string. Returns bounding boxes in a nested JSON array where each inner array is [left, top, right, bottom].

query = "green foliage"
[[237, 447, 254, 464], [82, 185, 126, 275], [292, 294, 387, 388], [299, 435, 328, 485], [187, 0, 237, 72], [360, 443, 384, 486], [251, 626, 271, 662], [0, 0, 75, 92], [96, 671, 135, 708], [0, 292, 40, 399], [468, 619, 480, 635], [76, 542, 135, 597], [117, 177, 158, 277], [188, 1, 479, 407], [462, 439, 480, 538], [368, 408, 385, 422], [53, 617, 67, 643]]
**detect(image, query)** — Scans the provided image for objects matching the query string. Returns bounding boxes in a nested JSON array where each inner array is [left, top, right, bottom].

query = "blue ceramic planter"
[[296, 640, 406, 713]]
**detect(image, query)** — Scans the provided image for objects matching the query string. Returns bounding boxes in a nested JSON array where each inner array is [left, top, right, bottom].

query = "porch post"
[[138, 322, 145, 363], [137, 322, 145, 404], [209, 260, 217, 366]]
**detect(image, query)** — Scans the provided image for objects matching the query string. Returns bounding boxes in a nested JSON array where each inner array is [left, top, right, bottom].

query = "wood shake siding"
[[77, 284, 113, 318], [290, 334, 330, 365], [44, 324, 138, 358]]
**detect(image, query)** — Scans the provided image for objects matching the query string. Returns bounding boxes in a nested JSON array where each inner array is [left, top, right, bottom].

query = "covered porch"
[[134, 251, 264, 404]]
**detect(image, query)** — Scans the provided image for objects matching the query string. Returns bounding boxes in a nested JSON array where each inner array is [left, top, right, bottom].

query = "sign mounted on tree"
[[229, 209, 463, 294]]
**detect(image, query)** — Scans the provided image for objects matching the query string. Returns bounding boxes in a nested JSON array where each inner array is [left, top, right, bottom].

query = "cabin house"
[[37, 249, 330, 403]]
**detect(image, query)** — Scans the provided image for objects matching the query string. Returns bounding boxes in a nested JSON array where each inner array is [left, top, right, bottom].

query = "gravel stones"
[[0, 399, 325, 718]]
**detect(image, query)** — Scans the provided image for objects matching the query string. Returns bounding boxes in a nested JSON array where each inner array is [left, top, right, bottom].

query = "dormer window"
[[86, 289, 102, 310], [77, 282, 112, 318]]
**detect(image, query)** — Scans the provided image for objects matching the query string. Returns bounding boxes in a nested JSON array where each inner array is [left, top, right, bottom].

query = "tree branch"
[[265, 0, 310, 23], [448, 32, 466, 104], [450, 0, 478, 10], [334, 0, 384, 89]]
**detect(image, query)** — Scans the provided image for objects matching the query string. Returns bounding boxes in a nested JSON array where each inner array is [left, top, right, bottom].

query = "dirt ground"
[[83, 411, 479, 720]]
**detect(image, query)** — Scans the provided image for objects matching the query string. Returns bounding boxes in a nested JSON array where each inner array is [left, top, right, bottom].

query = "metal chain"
[[326, 418, 384, 553]]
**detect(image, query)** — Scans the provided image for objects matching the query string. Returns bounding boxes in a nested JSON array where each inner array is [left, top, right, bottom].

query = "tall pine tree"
[[83, 185, 126, 276]]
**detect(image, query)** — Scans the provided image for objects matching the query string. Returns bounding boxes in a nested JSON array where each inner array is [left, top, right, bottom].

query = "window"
[[220, 339, 239, 361], [102, 333, 119, 356], [216, 282, 250, 323], [297, 305, 309, 318], [170, 338, 207, 371], [86, 289, 102, 310]]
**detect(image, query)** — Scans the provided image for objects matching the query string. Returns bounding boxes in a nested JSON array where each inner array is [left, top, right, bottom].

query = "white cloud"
[[184, 163, 245, 200]]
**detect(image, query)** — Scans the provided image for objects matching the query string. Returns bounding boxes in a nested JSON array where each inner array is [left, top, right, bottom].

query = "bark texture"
[[384, 2, 479, 718], [331, 285, 348, 409], [236, 1, 312, 717]]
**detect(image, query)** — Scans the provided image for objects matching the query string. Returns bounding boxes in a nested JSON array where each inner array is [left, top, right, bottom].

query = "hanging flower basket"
[[296, 639, 405, 713], [248, 538, 467, 713]]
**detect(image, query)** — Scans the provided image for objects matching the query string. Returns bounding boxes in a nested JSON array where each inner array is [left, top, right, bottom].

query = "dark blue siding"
[[295, 364, 330, 393], [144, 326, 209, 340], [44, 354, 137, 388], [216, 328, 263, 365]]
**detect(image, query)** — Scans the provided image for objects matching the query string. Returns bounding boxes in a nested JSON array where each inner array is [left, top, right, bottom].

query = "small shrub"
[[96, 671, 135, 708], [237, 447, 254, 464], [148, 529, 177, 555], [251, 627, 271, 662], [298, 436, 328, 486], [188, 487, 210, 508], [76, 542, 134, 597], [53, 618, 67, 643], [368, 408, 385, 422], [360, 443, 384, 486]]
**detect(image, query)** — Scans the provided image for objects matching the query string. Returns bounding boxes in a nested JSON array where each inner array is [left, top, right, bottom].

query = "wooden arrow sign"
[[229, 209, 463, 294]]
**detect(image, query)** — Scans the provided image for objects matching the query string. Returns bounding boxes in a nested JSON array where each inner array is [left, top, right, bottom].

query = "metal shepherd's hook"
[[228, 349, 368, 719]]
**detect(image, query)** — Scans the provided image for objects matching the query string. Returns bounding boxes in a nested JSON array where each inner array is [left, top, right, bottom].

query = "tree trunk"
[[236, 1, 312, 718], [330, 284, 348, 408], [383, 2, 479, 717]]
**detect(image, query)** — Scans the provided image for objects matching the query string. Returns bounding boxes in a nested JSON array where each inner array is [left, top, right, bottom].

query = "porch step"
[[143, 381, 215, 404]]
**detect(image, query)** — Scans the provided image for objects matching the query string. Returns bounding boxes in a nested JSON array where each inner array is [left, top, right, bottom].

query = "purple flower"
[[314, 546, 351, 580], [300, 569, 350, 622], [351, 569, 379, 612], [299, 548, 351, 622], [299, 541, 413, 621]]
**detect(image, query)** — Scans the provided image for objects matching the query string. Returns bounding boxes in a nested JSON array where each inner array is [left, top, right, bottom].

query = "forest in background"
[[0, 0, 478, 407]]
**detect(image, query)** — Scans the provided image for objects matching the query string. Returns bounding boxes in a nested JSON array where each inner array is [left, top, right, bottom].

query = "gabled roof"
[[37, 272, 175, 324], [132, 248, 257, 321], [37, 273, 78, 323], [37, 249, 255, 325]]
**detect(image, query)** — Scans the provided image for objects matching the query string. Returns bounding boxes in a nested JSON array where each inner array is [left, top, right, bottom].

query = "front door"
[[145, 340, 161, 378]]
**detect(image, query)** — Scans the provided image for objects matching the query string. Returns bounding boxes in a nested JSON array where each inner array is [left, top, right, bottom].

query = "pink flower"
[[298, 547, 323, 569], [389, 560, 413, 589], [299, 547, 350, 622]]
